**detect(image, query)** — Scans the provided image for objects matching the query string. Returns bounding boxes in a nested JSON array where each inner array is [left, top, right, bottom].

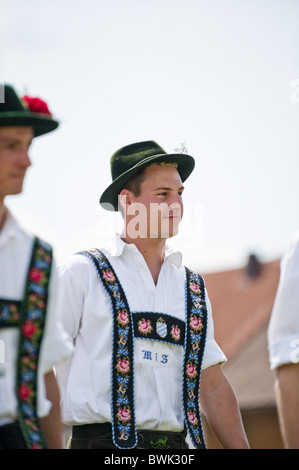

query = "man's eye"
[[6, 143, 16, 150]]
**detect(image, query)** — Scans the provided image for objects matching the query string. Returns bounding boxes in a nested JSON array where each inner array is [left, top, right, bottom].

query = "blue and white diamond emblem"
[[156, 317, 167, 338]]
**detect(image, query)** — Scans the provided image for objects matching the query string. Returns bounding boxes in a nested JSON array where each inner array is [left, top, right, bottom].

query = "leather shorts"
[[69, 423, 188, 449]]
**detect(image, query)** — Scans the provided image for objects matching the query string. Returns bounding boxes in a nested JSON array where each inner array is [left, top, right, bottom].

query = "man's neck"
[[0, 201, 7, 232], [121, 233, 166, 285]]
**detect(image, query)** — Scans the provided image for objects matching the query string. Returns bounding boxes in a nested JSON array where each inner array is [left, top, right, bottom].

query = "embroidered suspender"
[[133, 311, 185, 346], [184, 267, 207, 448], [0, 237, 53, 449], [79, 249, 137, 449], [78, 248, 207, 449]]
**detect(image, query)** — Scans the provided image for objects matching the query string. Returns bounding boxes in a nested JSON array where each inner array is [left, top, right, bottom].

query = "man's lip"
[[10, 174, 26, 179]]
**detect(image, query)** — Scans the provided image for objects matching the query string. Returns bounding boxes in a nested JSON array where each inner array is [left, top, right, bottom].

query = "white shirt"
[[56, 235, 226, 431], [0, 210, 73, 425], [268, 231, 299, 369]]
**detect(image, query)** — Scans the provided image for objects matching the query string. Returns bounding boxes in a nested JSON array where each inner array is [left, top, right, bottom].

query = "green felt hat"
[[100, 140, 195, 211], [0, 84, 59, 137]]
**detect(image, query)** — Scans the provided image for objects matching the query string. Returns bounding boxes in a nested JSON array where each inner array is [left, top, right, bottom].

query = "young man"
[[56, 140, 249, 449], [268, 232, 299, 448], [0, 84, 73, 449]]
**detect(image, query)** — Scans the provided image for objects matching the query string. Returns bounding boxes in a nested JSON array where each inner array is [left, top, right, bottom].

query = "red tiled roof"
[[223, 324, 277, 408], [202, 258, 281, 359]]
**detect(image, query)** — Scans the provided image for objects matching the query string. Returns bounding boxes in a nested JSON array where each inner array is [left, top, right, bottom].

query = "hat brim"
[[100, 152, 195, 211], [0, 112, 59, 137]]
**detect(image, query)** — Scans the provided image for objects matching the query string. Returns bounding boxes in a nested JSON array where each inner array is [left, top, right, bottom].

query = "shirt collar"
[[109, 234, 183, 268], [0, 208, 22, 247]]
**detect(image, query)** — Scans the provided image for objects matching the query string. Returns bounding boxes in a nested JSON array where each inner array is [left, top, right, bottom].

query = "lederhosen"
[[78, 248, 208, 449], [0, 237, 52, 449]]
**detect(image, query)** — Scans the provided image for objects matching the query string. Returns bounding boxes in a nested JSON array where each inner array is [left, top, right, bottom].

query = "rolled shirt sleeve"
[[202, 290, 227, 369]]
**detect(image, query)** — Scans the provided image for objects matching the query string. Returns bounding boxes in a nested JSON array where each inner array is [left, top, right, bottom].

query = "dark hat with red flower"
[[0, 84, 59, 137]]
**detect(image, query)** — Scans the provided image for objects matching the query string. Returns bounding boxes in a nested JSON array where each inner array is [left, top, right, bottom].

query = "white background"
[[1, 0, 299, 272]]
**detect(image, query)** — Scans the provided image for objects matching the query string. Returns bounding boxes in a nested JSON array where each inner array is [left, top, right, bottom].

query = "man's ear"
[[119, 188, 133, 211]]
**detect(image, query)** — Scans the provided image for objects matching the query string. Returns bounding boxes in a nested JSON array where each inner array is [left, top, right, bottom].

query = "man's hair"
[[123, 162, 178, 196]]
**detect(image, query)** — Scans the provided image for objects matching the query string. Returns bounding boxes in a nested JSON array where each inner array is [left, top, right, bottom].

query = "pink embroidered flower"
[[103, 270, 116, 282], [116, 358, 130, 374], [22, 321, 38, 339], [117, 310, 129, 326], [189, 282, 201, 294], [138, 319, 152, 335], [30, 423, 39, 432], [19, 384, 31, 401], [187, 411, 198, 425], [8, 304, 20, 322], [190, 316, 202, 331], [186, 362, 197, 378], [29, 268, 44, 283], [32, 443, 43, 449], [170, 325, 181, 341], [117, 407, 131, 422]]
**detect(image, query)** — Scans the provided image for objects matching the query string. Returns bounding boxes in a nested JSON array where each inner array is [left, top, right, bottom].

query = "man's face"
[[125, 164, 184, 239], [0, 126, 33, 200]]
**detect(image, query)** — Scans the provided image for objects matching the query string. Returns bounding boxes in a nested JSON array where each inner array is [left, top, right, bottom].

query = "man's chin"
[[158, 226, 180, 240], [7, 186, 24, 196]]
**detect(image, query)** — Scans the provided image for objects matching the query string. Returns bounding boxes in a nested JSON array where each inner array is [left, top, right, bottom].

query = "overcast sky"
[[1, 0, 299, 272]]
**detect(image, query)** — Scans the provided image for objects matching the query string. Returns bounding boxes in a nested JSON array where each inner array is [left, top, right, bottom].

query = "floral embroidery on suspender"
[[138, 318, 153, 336], [0, 300, 21, 326], [133, 311, 185, 346], [0, 237, 52, 448], [78, 249, 137, 449], [183, 267, 207, 449], [17, 237, 52, 449]]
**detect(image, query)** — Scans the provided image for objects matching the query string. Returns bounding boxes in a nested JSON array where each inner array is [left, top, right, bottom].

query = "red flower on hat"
[[22, 95, 52, 116]]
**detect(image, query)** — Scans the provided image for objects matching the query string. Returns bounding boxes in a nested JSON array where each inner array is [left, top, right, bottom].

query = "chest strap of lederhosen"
[[78, 248, 207, 449], [0, 236, 53, 449]]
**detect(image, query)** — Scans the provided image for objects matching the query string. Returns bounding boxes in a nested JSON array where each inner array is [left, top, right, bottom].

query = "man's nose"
[[170, 192, 183, 207], [18, 149, 32, 168], [168, 198, 183, 216]]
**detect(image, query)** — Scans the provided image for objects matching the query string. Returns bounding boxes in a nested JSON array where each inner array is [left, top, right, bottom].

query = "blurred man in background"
[[268, 231, 299, 448], [0, 84, 73, 449]]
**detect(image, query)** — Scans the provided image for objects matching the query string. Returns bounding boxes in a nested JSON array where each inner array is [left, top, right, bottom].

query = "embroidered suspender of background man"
[[0, 237, 52, 449]]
